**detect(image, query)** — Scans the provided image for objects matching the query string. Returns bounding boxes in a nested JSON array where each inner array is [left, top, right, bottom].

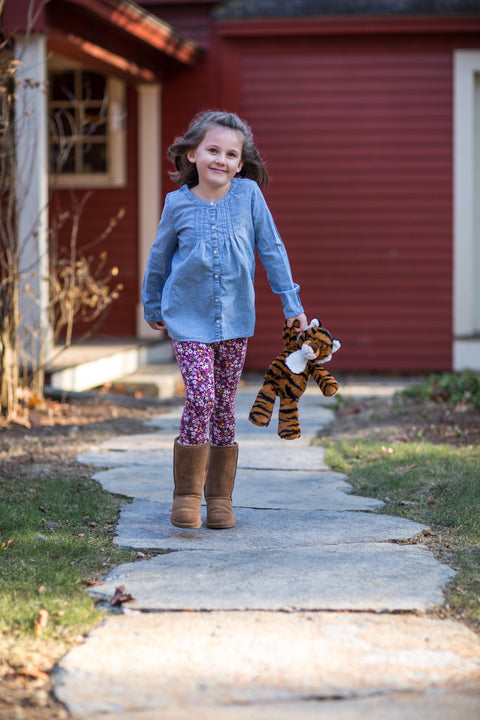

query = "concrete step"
[[109, 363, 183, 399], [46, 339, 178, 394]]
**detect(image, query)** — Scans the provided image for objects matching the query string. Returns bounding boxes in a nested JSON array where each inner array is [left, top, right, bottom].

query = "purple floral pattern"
[[173, 338, 248, 445]]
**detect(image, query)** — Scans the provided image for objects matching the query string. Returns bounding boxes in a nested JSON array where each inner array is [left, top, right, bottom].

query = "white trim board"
[[453, 50, 480, 370], [136, 84, 162, 339]]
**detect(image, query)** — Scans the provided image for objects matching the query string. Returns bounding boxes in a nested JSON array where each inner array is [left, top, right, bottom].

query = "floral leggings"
[[172, 338, 248, 446]]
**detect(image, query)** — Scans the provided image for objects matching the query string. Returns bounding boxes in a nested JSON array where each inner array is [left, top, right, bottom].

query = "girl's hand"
[[147, 320, 166, 331], [286, 313, 307, 331]]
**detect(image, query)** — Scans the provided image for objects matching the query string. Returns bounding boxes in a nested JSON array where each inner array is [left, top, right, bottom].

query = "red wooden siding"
[[51, 86, 139, 338], [162, 60, 216, 195], [143, 2, 212, 48], [228, 36, 453, 372]]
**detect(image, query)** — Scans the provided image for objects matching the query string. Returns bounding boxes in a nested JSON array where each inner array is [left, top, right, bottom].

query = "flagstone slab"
[[76, 448, 171, 467], [54, 611, 480, 718], [238, 408, 336, 439], [92, 465, 384, 511], [77, 442, 329, 470], [70, 688, 480, 720], [69, 692, 480, 720], [241, 442, 329, 469], [145, 403, 336, 436], [90, 544, 454, 612], [113, 500, 425, 551], [92, 433, 176, 451]]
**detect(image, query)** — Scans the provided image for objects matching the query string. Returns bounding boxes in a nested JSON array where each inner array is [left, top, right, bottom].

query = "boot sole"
[[171, 519, 202, 529]]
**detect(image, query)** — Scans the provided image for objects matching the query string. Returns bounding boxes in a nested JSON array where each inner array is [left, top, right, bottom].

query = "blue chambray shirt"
[[142, 177, 304, 343]]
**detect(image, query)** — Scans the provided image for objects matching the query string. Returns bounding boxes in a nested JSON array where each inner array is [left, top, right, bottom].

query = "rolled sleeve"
[[275, 283, 304, 318]]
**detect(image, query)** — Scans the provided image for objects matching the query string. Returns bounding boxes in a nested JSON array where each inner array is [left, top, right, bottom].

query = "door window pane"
[[48, 68, 108, 176]]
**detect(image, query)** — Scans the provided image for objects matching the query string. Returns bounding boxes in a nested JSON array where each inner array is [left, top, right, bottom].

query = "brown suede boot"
[[171, 438, 209, 528], [205, 443, 238, 529]]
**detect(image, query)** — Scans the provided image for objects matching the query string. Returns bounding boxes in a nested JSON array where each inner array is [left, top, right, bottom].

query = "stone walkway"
[[54, 383, 480, 719]]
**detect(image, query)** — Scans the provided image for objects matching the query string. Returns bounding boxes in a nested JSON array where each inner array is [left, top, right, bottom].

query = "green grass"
[[324, 440, 480, 536], [323, 432, 480, 631], [0, 473, 136, 651]]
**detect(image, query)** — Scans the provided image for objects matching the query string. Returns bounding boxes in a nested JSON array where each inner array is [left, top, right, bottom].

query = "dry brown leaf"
[[29, 409, 43, 427], [16, 665, 50, 682], [110, 585, 135, 607], [85, 579, 104, 587], [34, 609, 49, 636]]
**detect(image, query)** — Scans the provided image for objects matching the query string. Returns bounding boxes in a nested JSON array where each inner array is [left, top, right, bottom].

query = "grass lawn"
[[320, 370, 480, 633], [0, 473, 136, 667]]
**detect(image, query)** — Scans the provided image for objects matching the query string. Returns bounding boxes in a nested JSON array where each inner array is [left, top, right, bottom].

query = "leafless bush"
[[49, 196, 125, 347], [0, 39, 124, 422]]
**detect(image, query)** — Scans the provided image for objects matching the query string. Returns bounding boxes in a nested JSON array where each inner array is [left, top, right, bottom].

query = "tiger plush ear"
[[282, 319, 301, 351]]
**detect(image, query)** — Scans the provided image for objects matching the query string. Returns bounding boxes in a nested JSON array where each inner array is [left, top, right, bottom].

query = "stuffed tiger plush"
[[249, 318, 341, 440]]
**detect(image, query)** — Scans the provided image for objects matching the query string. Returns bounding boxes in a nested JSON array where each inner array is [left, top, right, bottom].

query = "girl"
[[142, 111, 307, 530]]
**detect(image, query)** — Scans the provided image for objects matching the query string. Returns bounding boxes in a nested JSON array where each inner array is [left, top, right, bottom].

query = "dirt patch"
[[0, 393, 176, 482], [320, 393, 480, 448], [0, 652, 70, 720]]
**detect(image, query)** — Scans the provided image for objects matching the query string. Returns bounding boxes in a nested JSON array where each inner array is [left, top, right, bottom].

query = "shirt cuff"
[[280, 285, 304, 318]]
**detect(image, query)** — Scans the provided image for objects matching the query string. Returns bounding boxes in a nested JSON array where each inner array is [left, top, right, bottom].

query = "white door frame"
[[136, 83, 162, 339], [453, 50, 480, 370]]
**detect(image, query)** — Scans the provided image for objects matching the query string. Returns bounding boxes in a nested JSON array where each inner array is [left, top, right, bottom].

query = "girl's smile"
[[187, 126, 244, 201]]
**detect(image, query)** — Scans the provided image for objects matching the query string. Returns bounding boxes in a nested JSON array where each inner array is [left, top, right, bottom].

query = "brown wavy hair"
[[167, 111, 269, 189]]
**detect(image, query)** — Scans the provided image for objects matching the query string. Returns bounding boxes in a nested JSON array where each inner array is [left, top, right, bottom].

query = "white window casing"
[[48, 59, 126, 188]]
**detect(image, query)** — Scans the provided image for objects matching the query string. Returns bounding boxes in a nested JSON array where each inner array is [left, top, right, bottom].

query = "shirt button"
[[213, 249, 218, 255], [211, 225, 216, 230], [214, 274, 219, 279], [214, 298, 219, 303], [216, 319, 220, 324]]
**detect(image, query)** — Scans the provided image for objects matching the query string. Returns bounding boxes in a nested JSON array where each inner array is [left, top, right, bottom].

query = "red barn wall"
[[217, 32, 455, 372], [159, 5, 219, 198], [162, 19, 469, 372], [132, 8, 480, 373]]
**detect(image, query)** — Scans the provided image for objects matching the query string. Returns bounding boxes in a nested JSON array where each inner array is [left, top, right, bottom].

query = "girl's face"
[[187, 125, 244, 200]]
